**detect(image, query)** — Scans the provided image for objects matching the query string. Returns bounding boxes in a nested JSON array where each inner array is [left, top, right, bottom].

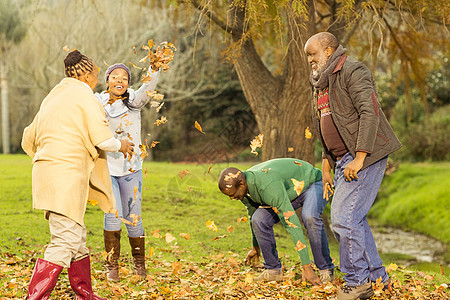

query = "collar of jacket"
[[332, 54, 348, 74]]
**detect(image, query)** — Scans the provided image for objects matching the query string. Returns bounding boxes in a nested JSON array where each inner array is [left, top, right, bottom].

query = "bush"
[[391, 104, 450, 161]]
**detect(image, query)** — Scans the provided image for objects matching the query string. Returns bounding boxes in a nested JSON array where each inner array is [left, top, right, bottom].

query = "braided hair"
[[64, 50, 94, 78]]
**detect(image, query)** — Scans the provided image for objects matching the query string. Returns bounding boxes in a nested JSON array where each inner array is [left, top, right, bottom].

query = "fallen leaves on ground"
[[1, 249, 447, 299]]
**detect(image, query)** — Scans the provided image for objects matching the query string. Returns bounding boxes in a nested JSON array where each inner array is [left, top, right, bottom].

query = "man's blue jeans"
[[251, 181, 334, 270], [331, 152, 389, 286]]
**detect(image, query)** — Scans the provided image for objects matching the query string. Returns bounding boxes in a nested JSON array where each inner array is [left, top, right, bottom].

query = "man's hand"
[[119, 140, 135, 158], [302, 264, 322, 285], [322, 159, 334, 201], [344, 152, 367, 181], [244, 246, 261, 266]]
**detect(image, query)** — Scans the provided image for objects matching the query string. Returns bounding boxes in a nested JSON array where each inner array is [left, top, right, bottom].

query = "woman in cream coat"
[[22, 50, 134, 300]]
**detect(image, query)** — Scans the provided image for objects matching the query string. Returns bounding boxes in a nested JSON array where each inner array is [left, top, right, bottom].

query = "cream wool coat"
[[22, 78, 116, 225]]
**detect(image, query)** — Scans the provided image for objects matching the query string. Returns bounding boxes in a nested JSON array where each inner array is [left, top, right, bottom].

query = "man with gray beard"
[[304, 32, 401, 300]]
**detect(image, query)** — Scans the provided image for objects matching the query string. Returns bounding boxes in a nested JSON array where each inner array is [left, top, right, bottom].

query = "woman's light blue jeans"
[[331, 152, 389, 286], [104, 170, 144, 237], [251, 180, 334, 271]]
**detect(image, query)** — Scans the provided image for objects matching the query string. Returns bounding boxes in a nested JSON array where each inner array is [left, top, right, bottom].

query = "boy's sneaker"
[[253, 268, 283, 282], [319, 268, 334, 283], [337, 279, 374, 300]]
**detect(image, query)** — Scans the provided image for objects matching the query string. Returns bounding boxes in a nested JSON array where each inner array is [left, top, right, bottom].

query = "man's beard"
[[311, 56, 328, 77]]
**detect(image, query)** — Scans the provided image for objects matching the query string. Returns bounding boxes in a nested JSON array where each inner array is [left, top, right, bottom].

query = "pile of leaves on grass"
[[1, 245, 448, 299]]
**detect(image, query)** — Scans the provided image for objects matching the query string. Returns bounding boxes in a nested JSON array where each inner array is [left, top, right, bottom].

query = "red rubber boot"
[[67, 256, 106, 300], [27, 258, 63, 300]]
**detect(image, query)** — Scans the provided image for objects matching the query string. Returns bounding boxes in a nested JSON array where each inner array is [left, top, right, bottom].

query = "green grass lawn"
[[371, 162, 450, 244], [1, 155, 448, 299]]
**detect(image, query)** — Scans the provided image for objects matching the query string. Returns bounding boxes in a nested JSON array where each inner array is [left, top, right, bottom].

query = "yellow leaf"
[[305, 126, 312, 139], [288, 147, 294, 152], [237, 216, 248, 223], [294, 161, 302, 166], [195, 121, 206, 134], [149, 246, 154, 257], [129, 61, 142, 69], [291, 178, 305, 195], [250, 134, 263, 155], [150, 140, 159, 148], [87, 199, 98, 206], [272, 207, 280, 214], [151, 229, 161, 238], [245, 272, 253, 283], [227, 225, 234, 233], [386, 263, 398, 273], [154, 116, 167, 126], [206, 220, 218, 232]]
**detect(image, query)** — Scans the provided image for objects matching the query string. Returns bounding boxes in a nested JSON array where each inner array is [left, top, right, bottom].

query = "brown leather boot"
[[128, 236, 146, 277], [103, 230, 121, 281]]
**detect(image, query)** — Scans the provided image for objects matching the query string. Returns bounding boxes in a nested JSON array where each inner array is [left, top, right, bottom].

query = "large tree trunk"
[[1, 51, 10, 154], [230, 0, 317, 163]]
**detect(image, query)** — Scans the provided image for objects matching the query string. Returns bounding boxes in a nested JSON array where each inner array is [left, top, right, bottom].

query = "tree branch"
[[189, 0, 232, 34]]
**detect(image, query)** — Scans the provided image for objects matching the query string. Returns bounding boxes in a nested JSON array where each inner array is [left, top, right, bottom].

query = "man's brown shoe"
[[337, 279, 374, 300], [253, 268, 283, 282]]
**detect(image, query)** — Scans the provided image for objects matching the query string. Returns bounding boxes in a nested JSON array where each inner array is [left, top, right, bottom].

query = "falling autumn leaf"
[[129, 61, 142, 69], [180, 233, 190, 240], [272, 207, 280, 214], [154, 116, 167, 126], [250, 134, 263, 155], [227, 225, 234, 233], [147, 90, 164, 101], [305, 126, 312, 139], [144, 167, 148, 178], [288, 147, 294, 152], [261, 168, 271, 173], [150, 140, 160, 148], [195, 121, 206, 134], [291, 178, 305, 196], [294, 161, 302, 166], [87, 199, 98, 206], [237, 216, 248, 223], [207, 164, 213, 174], [128, 167, 136, 173], [295, 240, 306, 251], [178, 169, 190, 179], [206, 220, 218, 232], [139, 144, 148, 160], [187, 186, 192, 192], [133, 45, 137, 54], [148, 246, 154, 257]]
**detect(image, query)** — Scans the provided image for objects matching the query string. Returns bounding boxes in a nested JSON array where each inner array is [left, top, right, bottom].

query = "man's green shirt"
[[241, 158, 322, 265]]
